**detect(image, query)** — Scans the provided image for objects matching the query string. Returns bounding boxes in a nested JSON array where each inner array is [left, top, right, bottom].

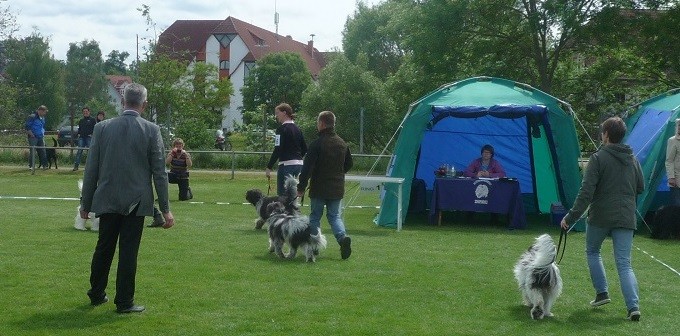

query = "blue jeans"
[[585, 224, 639, 311], [28, 137, 47, 168], [276, 164, 302, 196], [309, 198, 347, 244], [74, 136, 92, 168], [670, 187, 680, 206]]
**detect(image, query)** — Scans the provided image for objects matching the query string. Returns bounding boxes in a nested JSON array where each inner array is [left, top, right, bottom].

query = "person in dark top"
[[297, 111, 353, 260], [560, 117, 644, 321], [165, 138, 193, 201], [73, 106, 96, 171], [266, 103, 307, 196]]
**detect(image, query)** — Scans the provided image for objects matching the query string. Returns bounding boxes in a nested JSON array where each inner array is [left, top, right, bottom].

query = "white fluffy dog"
[[513, 234, 563, 320], [75, 180, 99, 231], [266, 202, 327, 263]]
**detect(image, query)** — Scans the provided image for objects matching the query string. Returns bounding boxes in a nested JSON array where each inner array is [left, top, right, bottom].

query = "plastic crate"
[[550, 202, 567, 226]]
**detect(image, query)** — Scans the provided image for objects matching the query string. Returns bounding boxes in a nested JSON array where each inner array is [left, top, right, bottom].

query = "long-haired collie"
[[513, 234, 563, 320], [266, 202, 327, 263], [245, 175, 300, 230]]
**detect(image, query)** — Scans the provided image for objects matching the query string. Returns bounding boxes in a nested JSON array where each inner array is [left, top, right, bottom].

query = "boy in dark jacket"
[[298, 111, 353, 259]]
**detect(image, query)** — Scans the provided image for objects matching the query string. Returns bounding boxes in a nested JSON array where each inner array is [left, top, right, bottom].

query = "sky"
[[9, 0, 382, 62]]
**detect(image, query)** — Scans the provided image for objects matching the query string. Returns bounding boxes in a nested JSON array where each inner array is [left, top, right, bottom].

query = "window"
[[244, 62, 256, 83], [220, 60, 229, 70]]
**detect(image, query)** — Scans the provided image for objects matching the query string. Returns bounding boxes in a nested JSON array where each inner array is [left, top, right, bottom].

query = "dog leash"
[[555, 228, 567, 265], [267, 175, 272, 196]]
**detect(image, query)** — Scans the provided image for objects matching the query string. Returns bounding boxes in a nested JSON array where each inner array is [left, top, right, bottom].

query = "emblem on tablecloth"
[[473, 179, 492, 204]]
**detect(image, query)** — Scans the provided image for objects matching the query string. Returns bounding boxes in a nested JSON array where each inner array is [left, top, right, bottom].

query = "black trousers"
[[177, 178, 192, 201], [88, 212, 144, 309]]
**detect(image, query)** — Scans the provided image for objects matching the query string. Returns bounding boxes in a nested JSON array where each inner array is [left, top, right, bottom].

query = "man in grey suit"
[[80, 83, 175, 314]]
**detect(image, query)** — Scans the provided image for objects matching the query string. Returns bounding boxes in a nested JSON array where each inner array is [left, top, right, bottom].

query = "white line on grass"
[[636, 246, 680, 277]]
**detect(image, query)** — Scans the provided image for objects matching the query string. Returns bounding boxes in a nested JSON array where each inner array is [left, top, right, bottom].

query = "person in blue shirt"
[[25, 105, 49, 170]]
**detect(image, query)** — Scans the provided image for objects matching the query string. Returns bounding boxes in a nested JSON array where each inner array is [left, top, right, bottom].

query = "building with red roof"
[[157, 17, 326, 130]]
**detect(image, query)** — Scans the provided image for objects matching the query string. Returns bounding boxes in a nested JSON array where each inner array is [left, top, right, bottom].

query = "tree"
[[0, 0, 17, 40], [172, 62, 233, 149], [301, 55, 397, 153], [342, 1, 405, 80], [104, 50, 130, 75], [241, 52, 312, 119], [4, 33, 66, 130], [65, 40, 107, 111]]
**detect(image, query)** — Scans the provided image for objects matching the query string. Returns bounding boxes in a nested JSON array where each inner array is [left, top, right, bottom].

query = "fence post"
[[230, 150, 236, 180]]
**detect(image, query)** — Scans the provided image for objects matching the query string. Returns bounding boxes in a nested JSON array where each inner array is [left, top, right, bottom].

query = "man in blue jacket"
[[25, 105, 48, 170]]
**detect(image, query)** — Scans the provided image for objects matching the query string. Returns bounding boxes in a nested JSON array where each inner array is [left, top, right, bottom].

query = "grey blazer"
[[81, 110, 170, 217]]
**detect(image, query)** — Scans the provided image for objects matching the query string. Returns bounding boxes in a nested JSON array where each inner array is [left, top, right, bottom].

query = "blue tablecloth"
[[429, 177, 527, 229]]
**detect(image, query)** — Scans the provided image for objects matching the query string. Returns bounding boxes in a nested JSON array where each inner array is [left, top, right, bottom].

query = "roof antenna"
[[274, 0, 280, 42]]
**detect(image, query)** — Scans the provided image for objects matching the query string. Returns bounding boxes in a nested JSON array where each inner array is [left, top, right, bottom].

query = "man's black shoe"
[[116, 305, 145, 313], [90, 296, 108, 306], [340, 236, 352, 260]]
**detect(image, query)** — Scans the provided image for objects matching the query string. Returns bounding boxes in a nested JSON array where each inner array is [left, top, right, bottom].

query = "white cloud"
[[10, 0, 383, 62]]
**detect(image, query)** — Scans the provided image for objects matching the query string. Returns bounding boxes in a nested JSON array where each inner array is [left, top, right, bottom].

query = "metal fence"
[[0, 145, 393, 177]]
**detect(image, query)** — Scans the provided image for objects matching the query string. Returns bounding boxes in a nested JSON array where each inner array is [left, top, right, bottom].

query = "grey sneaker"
[[340, 236, 352, 260], [627, 309, 641, 321], [590, 292, 611, 307]]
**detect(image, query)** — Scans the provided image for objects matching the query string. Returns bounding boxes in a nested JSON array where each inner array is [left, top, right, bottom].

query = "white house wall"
[[224, 36, 249, 131]]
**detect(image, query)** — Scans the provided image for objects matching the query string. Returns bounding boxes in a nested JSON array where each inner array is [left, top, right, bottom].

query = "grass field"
[[0, 166, 678, 336]]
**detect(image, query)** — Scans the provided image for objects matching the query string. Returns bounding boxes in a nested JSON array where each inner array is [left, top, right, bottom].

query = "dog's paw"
[[531, 306, 544, 320], [255, 219, 265, 230]]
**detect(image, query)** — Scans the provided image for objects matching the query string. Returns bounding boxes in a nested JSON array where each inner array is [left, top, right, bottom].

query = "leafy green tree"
[[137, 54, 185, 127], [241, 51, 312, 121], [0, 0, 17, 40], [301, 55, 397, 153], [0, 81, 18, 129], [172, 62, 233, 149], [104, 50, 130, 75], [4, 33, 66, 130], [65, 40, 107, 111], [342, 1, 405, 80]]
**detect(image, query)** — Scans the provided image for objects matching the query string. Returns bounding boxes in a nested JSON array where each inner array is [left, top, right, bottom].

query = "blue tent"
[[377, 77, 583, 229], [624, 88, 680, 218]]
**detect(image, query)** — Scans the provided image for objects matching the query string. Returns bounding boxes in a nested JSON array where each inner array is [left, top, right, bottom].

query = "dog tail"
[[283, 175, 299, 210], [532, 234, 557, 267]]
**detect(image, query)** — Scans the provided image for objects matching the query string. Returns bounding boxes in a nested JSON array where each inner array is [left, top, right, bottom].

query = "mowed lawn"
[[0, 166, 678, 336]]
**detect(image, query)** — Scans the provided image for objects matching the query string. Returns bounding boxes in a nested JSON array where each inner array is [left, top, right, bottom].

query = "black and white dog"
[[245, 175, 300, 229], [266, 202, 327, 262], [650, 205, 680, 239], [513, 234, 563, 320]]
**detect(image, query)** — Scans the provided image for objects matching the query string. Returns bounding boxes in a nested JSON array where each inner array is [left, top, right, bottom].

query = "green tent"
[[376, 77, 583, 229], [624, 88, 680, 220]]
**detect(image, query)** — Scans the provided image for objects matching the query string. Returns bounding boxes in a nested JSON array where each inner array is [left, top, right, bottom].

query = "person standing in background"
[[25, 105, 48, 170], [73, 107, 96, 171], [665, 118, 680, 206], [266, 103, 307, 196]]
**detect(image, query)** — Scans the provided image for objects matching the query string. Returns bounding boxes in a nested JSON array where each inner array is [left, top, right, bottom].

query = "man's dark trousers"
[[88, 211, 144, 309]]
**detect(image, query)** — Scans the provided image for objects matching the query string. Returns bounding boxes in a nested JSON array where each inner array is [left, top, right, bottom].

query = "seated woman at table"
[[463, 144, 506, 178]]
